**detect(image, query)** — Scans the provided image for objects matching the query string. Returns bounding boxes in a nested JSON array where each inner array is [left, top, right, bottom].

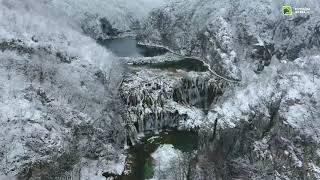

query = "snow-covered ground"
[[0, 0, 171, 178], [0, 0, 130, 179], [203, 55, 320, 141], [1, 0, 167, 40], [67, 155, 126, 180], [150, 144, 187, 180], [140, 0, 320, 179], [1, 0, 320, 179], [50, 0, 167, 39]]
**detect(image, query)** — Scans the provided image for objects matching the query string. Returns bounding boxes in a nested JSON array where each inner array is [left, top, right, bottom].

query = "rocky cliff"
[[1, 0, 320, 179], [119, 56, 229, 145], [139, 0, 320, 179]]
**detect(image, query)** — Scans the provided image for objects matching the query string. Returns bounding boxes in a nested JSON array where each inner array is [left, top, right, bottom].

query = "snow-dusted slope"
[[49, 0, 167, 39], [140, 0, 320, 179], [1, 0, 167, 40], [150, 144, 187, 180], [0, 0, 126, 179], [139, 0, 320, 80], [1, 0, 320, 179], [198, 56, 320, 179]]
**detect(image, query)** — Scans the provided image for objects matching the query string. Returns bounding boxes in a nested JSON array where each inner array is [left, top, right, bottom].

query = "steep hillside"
[[50, 0, 167, 39], [139, 0, 320, 79], [1, 0, 320, 179], [0, 0, 126, 179], [139, 0, 320, 179]]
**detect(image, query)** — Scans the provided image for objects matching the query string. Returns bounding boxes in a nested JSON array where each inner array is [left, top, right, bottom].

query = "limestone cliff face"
[[119, 61, 228, 145]]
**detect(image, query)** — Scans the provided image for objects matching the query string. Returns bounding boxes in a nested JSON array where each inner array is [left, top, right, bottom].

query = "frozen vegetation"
[[50, 0, 167, 39], [0, 0, 136, 179], [150, 144, 187, 180], [1, 0, 320, 179], [139, 0, 320, 179]]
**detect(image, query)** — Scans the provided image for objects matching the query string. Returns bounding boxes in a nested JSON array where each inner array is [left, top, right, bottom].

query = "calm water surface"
[[117, 130, 198, 180], [99, 37, 145, 57]]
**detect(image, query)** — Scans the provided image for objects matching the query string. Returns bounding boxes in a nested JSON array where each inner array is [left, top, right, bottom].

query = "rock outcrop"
[[119, 57, 229, 145], [139, 0, 320, 179]]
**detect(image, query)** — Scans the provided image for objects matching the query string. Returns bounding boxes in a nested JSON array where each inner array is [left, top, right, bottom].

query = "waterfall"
[[120, 70, 229, 145]]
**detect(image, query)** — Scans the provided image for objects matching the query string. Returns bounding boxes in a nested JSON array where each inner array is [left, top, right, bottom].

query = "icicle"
[[155, 105, 158, 130]]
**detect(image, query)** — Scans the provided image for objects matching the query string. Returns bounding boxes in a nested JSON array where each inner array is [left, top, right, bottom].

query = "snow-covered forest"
[[0, 0, 165, 179], [0, 0, 319, 179]]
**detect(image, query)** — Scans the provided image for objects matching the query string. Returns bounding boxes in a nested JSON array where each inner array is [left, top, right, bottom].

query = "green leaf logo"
[[283, 5, 293, 15]]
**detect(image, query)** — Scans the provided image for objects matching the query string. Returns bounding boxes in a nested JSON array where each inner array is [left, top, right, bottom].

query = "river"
[[100, 37, 200, 180], [118, 130, 198, 180]]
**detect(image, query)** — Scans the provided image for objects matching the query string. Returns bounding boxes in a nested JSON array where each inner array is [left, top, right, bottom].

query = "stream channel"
[[99, 36, 201, 180]]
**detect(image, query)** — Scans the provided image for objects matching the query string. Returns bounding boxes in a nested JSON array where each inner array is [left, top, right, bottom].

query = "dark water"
[[116, 130, 198, 180], [99, 37, 201, 180], [99, 37, 144, 57], [98, 37, 167, 57], [145, 58, 208, 72], [99, 37, 207, 72]]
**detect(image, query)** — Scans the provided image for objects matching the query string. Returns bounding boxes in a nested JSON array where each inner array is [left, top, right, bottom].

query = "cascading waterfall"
[[120, 70, 229, 145], [173, 74, 226, 111]]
